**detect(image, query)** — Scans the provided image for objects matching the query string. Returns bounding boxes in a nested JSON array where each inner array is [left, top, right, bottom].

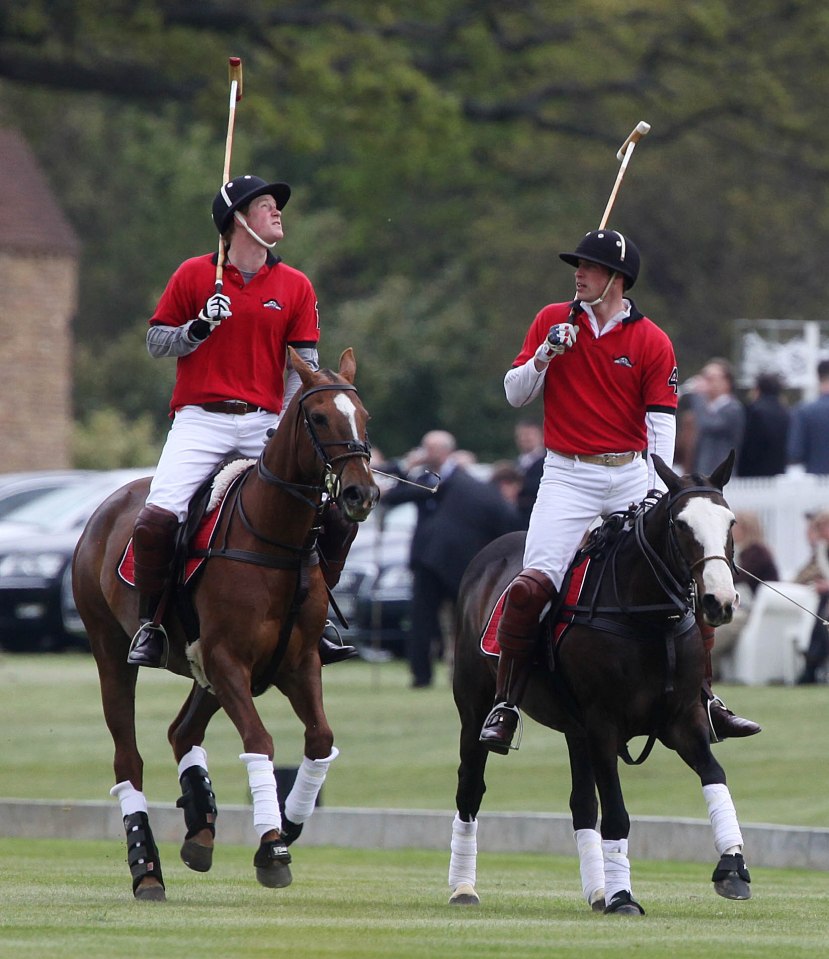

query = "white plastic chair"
[[718, 582, 820, 685]]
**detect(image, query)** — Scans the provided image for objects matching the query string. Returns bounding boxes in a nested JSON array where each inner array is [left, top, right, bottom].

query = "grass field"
[[1, 653, 828, 958], [0, 652, 827, 826], [1, 839, 828, 959]]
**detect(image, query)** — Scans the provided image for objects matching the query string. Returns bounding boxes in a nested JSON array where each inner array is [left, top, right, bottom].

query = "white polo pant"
[[146, 406, 279, 522], [524, 451, 648, 590]]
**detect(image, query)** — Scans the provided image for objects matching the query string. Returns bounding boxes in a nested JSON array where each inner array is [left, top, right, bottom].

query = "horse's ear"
[[287, 346, 317, 389], [708, 449, 735, 491], [651, 454, 681, 493], [338, 347, 356, 384]]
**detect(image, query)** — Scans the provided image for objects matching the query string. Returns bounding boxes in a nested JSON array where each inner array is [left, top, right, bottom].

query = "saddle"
[[118, 457, 253, 589]]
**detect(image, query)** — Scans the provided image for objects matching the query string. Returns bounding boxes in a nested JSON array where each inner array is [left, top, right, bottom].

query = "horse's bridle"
[[634, 485, 733, 615], [256, 382, 372, 509]]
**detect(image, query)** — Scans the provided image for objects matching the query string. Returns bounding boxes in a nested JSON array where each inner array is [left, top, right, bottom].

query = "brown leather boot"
[[699, 629, 761, 741], [317, 506, 359, 665], [128, 504, 179, 668], [479, 569, 557, 755]]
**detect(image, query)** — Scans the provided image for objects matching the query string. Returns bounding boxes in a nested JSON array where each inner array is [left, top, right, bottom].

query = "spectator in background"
[[710, 511, 779, 679], [691, 358, 746, 476], [513, 419, 545, 527], [793, 510, 829, 684], [738, 372, 790, 477], [490, 461, 524, 507], [788, 359, 829, 475], [381, 430, 522, 688]]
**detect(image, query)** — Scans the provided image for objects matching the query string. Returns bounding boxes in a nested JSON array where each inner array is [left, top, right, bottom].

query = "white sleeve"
[[645, 410, 677, 490], [504, 358, 546, 408]]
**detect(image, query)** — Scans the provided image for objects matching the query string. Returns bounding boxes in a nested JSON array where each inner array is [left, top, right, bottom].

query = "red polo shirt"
[[150, 252, 320, 416], [513, 301, 678, 454]]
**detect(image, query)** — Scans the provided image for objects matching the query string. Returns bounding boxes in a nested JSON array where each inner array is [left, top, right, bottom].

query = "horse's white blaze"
[[677, 498, 736, 602], [334, 392, 360, 439]]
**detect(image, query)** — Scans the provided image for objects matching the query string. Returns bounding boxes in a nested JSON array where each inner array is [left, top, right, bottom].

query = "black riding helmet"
[[212, 175, 291, 234], [559, 229, 640, 290]]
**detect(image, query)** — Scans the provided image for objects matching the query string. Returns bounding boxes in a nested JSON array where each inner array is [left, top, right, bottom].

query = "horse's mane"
[[580, 489, 664, 561]]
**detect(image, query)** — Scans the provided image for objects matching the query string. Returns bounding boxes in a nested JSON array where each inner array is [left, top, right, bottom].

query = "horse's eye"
[[310, 412, 328, 428]]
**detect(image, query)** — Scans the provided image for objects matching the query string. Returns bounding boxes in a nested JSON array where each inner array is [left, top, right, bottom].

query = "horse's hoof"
[[590, 894, 606, 912], [254, 839, 293, 889], [604, 891, 645, 915], [712, 853, 752, 900], [134, 880, 166, 902], [449, 882, 480, 905], [714, 876, 752, 900], [180, 838, 214, 873]]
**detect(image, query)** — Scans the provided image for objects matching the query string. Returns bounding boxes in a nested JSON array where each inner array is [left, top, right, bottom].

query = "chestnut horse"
[[72, 348, 378, 901], [448, 453, 753, 915]]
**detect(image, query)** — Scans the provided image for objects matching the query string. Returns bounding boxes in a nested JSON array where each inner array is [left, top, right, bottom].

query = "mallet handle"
[[217, 57, 244, 292]]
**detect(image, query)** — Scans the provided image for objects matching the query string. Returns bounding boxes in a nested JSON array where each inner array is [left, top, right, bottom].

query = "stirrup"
[[480, 702, 523, 752], [705, 694, 726, 743], [128, 621, 169, 669]]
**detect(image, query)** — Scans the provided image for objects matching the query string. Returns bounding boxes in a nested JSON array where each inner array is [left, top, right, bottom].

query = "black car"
[[0, 468, 152, 652], [329, 503, 415, 659]]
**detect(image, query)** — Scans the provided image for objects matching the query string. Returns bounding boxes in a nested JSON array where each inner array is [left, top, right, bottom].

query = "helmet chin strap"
[[580, 271, 618, 307], [234, 211, 278, 249]]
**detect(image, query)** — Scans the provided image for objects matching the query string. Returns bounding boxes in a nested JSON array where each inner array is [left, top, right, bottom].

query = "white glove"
[[535, 322, 578, 364], [200, 292, 232, 324], [190, 292, 232, 341]]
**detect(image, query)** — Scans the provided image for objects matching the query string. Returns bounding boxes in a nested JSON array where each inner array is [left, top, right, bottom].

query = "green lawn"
[[0, 652, 826, 827], [0, 838, 827, 959]]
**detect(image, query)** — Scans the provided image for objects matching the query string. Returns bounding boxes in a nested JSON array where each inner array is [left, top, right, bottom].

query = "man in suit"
[[514, 419, 545, 528], [788, 359, 829, 475], [738, 372, 790, 477], [382, 430, 522, 687]]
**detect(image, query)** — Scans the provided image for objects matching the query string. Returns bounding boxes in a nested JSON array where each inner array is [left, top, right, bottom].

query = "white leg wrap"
[[240, 752, 281, 838], [703, 782, 743, 855], [448, 813, 478, 890], [110, 780, 148, 817], [602, 838, 632, 904], [284, 747, 340, 825], [574, 828, 605, 905], [177, 745, 208, 777]]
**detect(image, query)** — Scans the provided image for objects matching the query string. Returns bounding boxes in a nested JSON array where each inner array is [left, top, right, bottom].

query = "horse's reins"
[[733, 564, 829, 628]]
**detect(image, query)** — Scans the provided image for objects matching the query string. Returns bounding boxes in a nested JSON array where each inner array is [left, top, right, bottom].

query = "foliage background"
[[2, 1, 828, 463]]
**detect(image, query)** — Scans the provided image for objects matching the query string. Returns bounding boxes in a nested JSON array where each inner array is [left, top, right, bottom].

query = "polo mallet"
[[215, 56, 244, 295], [598, 121, 650, 229]]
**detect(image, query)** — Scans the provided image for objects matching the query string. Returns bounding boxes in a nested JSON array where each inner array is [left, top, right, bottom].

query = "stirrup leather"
[[480, 702, 524, 751]]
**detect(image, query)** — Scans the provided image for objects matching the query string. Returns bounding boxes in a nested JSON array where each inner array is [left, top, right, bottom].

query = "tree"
[[4, 1, 829, 461]]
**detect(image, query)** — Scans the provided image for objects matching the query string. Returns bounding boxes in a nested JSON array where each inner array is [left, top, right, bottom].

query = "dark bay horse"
[[449, 453, 752, 915], [72, 348, 378, 901]]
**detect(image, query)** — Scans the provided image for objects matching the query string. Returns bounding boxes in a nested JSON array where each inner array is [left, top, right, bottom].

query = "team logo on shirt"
[[262, 299, 283, 310], [613, 355, 634, 368]]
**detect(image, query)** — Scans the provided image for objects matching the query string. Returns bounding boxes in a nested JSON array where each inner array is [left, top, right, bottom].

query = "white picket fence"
[[724, 472, 829, 580]]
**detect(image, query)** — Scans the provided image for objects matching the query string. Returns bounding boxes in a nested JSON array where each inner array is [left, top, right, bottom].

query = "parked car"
[[329, 503, 416, 658], [0, 468, 153, 652], [0, 469, 95, 520]]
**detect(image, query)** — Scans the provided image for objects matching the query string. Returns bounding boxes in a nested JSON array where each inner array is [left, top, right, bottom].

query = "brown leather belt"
[[199, 400, 271, 415], [551, 450, 640, 467]]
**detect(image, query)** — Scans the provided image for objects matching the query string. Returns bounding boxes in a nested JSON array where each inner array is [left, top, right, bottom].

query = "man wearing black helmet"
[[127, 174, 357, 669], [479, 229, 760, 754]]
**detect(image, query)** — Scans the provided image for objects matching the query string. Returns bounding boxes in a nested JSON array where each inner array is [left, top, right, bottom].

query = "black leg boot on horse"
[[316, 504, 360, 665], [479, 569, 558, 755], [698, 619, 761, 741], [127, 504, 179, 668]]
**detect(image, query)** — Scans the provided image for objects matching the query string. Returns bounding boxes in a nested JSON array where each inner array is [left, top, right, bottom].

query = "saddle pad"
[[479, 556, 592, 658], [117, 475, 241, 588]]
